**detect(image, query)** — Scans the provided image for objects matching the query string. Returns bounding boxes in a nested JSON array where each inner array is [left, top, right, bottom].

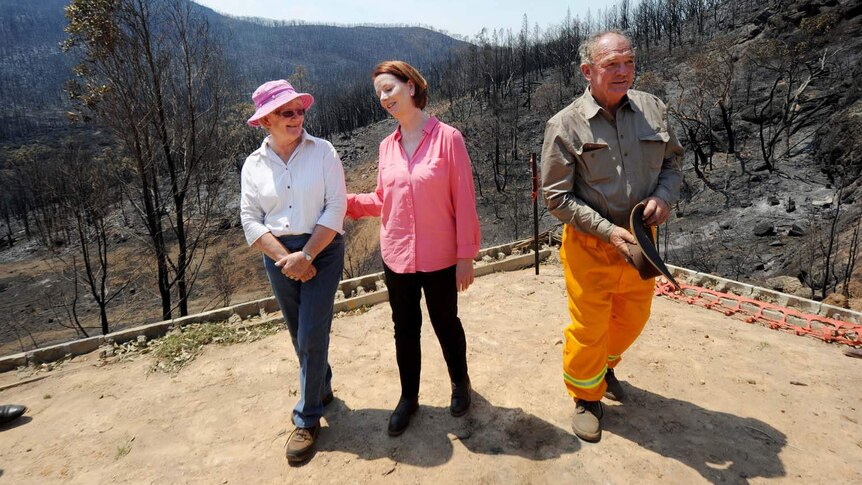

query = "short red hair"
[[372, 60, 429, 110]]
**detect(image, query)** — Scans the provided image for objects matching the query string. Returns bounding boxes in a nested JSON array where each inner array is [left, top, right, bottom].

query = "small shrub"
[[148, 321, 282, 373], [115, 436, 135, 460]]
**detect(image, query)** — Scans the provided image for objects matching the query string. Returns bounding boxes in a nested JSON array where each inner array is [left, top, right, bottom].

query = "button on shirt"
[[541, 88, 684, 242], [347, 117, 481, 273], [240, 131, 347, 246]]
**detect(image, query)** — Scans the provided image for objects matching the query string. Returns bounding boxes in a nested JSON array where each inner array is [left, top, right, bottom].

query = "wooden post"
[[530, 153, 539, 275]]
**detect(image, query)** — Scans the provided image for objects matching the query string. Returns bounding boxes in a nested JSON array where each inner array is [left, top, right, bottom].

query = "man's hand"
[[455, 258, 475, 292], [609, 226, 636, 263], [641, 196, 670, 226], [275, 252, 312, 281], [298, 265, 317, 282]]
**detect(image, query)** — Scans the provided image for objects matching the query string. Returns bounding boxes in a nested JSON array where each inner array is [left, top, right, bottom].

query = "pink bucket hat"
[[246, 80, 315, 127]]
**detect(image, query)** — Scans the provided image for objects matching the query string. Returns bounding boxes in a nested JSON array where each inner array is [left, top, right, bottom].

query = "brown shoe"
[[285, 425, 319, 463], [604, 368, 625, 401], [571, 399, 603, 442]]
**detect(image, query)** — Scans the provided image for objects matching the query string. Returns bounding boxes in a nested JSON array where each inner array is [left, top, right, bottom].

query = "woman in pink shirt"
[[347, 60, 481, 436]]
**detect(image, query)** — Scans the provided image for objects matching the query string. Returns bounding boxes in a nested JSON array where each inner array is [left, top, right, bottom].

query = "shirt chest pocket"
[[576, 142, 617, 184], [638, 128, 670, 170]]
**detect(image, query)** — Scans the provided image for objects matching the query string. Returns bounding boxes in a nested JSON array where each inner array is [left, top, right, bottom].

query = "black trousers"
[[383, 263, 469, 400]]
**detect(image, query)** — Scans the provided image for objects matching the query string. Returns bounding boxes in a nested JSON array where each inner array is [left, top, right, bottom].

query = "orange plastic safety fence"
[[654, 279, 862, 346]]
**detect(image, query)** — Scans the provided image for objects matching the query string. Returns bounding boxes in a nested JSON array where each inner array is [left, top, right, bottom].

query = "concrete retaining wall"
[[6, 245, 857, 373]]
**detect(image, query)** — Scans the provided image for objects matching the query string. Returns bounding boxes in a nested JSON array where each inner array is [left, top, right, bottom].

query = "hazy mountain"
[[0, 0, 470, 142], [200, 13, 468, 86]]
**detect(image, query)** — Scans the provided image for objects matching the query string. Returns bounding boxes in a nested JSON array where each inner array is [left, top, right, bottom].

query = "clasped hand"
[[275, 252, 316, 282]]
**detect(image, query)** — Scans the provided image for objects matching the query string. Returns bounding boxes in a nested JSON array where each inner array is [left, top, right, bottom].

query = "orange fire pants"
[[560, 225, 655, 401]]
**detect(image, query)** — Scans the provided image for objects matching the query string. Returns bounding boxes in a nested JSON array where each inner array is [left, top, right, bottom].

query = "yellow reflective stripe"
[[563, 366, 607, 389], [607, 354, 620, 362]]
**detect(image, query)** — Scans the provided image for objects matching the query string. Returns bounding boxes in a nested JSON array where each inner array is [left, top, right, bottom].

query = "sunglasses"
[[274, 108, 306, 119]]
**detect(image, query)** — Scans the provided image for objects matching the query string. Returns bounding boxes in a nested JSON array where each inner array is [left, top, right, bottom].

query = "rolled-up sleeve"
[[540, 118, 616, 242], [449, 129, 481, 259], [316, 145, 348, 234], [239, 160, 270, 246]]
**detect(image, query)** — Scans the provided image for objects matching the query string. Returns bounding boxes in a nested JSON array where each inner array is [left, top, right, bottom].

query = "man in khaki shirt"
[[541, 30, 683, 442]]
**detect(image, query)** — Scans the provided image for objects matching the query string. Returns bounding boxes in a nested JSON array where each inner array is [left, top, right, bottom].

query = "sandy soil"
[[1, 262, 860, 484]]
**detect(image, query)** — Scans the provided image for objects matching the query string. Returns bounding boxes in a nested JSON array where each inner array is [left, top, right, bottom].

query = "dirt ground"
[[1, 262, 860, 484]]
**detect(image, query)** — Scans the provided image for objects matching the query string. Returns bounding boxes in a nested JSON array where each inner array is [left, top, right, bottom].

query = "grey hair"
[[579, 30, 634, 65]]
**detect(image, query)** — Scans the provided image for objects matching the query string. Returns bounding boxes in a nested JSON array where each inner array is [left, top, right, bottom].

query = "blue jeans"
[[264, 234, 344, 428]]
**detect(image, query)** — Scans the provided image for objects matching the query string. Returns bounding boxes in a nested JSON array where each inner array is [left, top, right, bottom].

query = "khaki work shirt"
[[541, 88, 684, 242]]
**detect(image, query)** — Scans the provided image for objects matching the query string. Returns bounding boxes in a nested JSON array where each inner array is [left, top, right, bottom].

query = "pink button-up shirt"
[[347, 117, 481, 273]]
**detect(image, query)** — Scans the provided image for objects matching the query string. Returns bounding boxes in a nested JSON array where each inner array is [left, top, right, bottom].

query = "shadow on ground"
[[291, 384, 787, 481], [0, 415, 32, 432], [316, 391, 580, 466], [603, 384, 787, 484]]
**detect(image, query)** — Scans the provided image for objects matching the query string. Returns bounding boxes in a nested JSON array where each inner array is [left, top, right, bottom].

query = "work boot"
[[285, 424, 320, 463], [604, 368, 625, 401], [571, 399, 603, 442], [450, 377, 472, 417], [388, 397, 419, 436]]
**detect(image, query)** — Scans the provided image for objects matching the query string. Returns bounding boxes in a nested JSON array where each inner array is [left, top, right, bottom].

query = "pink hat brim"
[[246, 91, 315, 127]]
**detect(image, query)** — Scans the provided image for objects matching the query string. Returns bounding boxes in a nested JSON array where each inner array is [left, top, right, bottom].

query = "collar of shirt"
[[260, 130, 313, 166], [393, 115, 439, 142], [579, 88, 634, 121]]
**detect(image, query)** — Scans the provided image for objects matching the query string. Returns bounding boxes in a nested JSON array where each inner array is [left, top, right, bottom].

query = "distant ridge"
[[0, 0, 470, 142]]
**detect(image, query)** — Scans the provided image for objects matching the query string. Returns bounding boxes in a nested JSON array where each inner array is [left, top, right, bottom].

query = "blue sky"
[[192, 0, 618, 39]]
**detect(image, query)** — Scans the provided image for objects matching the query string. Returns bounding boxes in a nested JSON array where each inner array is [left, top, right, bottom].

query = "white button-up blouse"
[[240, 131, 347, 246]]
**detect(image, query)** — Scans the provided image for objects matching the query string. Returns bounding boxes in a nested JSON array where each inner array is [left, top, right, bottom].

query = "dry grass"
[[147, 320, 283, 373]]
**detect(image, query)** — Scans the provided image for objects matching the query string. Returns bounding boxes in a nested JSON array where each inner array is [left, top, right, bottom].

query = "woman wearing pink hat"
[[347, 61, 481, 436], [240, 79, 347, 463]]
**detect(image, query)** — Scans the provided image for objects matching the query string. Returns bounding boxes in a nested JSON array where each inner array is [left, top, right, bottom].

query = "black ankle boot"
[[388, 397, 419, 436], [450, 377, 472, 417]]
